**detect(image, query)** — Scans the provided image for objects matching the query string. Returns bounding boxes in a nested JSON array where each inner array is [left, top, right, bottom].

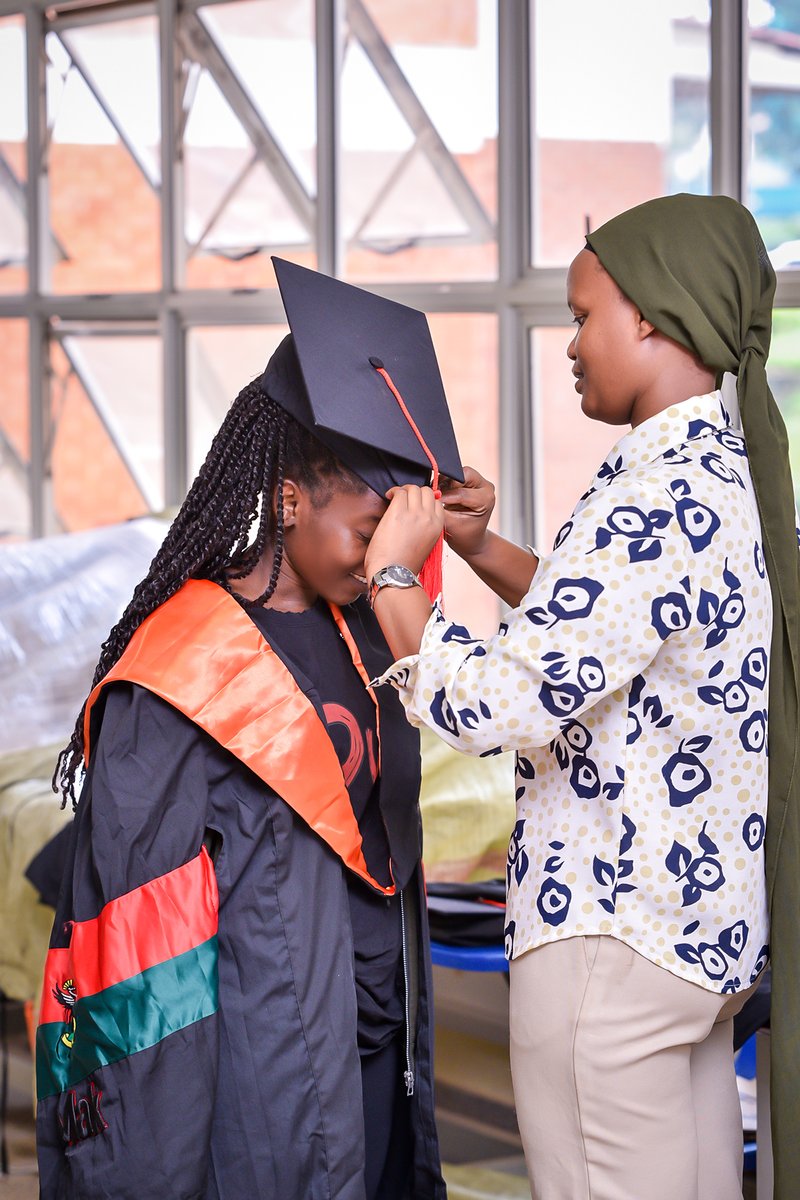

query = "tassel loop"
[[370, 359, 445, 605]]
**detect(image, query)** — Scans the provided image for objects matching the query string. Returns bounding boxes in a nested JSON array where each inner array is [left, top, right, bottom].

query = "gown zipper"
[[399, 888, 415, 1096]]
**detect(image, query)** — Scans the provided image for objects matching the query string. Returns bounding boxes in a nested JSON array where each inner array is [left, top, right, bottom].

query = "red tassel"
[[369, 358, 445, 607], [419, 527, 444, 606]]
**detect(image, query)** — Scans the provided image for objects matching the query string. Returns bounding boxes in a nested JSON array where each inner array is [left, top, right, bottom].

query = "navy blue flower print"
[[431, 688, 460, 737], [551, 721, 619, 806], [719, 920, 749, 961], [716, 593, 746, 629], [570, 756, 601, 799], [700, 452, 744, 488], [546, 577, 604, 622], [627, 711, 642, 745], [750, 946, 769, 983], [661, 447, 691, 466], [626, 677, 674, 746], [697, 944, 728, 980], [593, 856, 615, 889], [590, 505, 672, 562], [741, 648, 767, 689], [651, 592, 692, 639], [541, 652, 570, 682], [687, 418, 716, 439], [552, 520, 573, 550], [684, 856, 725, 893], [504, 919, 516, 957], [533, 837, 575, 925], [674, 939, 731, 980], [536, 878, 572, 926], [739, 710, 767, 754], [742, 813, 765, 851], [539, 680, 584, 718], [722, 978, 742, 994], [675, 494, 721, 552], [595, 453, 624, 485], [619, 813, 637, 856], [516, 754, 536, 780], [674, 915, 749, 986], [754, 540, 766, 578], [592, 847, 637, 915], [666, 820, 725, 905], [507, 819, 530, 890], [699, 646, 766, 716], [602, 766, 626, 803], [695, 561, 745, 649], [442, 623, 483, 645], [662, 736, 712, 807], [577, 656, 605, 692], [455, 702, 492, 731], [715, 428, 747, 456], [563, 721, 592, 752], [722, 682, 749, 713]]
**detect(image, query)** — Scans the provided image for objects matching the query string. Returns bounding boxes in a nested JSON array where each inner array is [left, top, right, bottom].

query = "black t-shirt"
[[251, 600, 404, 1056]]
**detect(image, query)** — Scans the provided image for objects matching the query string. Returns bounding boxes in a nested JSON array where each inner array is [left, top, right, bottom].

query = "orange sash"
[[83, 580, 393, 894]]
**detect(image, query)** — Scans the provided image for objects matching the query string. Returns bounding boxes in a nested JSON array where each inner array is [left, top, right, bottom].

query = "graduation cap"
[[262, 257, 464, 601], [262, 257, 463, 498]]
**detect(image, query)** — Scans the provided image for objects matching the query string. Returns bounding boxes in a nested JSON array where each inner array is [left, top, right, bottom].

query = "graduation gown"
[[35, 580, 445, 1200]]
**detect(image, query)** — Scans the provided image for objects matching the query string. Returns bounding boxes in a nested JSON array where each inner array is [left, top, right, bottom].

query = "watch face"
[[386, 564, 418, 586]]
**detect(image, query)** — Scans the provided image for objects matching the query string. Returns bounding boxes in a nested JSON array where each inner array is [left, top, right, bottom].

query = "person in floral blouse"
[[363, 195, 800, 1200]]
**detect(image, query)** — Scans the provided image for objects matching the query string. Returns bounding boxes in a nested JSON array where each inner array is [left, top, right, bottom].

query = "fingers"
[[385, 484, 443, 512]]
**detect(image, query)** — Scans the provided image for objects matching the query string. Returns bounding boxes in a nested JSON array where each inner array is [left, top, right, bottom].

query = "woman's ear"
[[637, 312, 657, 340], [280, 479, 300, 528]]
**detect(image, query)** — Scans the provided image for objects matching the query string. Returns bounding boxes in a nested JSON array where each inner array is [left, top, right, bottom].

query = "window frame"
[[0, 0, 798, 544]]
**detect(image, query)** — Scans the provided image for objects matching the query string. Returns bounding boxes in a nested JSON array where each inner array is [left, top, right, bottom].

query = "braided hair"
[[53, 376, 367, 809]]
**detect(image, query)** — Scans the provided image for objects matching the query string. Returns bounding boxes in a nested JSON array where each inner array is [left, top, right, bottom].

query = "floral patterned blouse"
[[376, 392, 770, 995]]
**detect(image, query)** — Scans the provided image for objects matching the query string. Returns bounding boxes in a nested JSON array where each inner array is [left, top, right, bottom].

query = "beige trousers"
[[509, 936, 755, 1200]]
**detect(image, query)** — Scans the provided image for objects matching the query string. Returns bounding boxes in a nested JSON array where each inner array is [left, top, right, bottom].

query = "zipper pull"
[[404, 1068, 415, 1097]]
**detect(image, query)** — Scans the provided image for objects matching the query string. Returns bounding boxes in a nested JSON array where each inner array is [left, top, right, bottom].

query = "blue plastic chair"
[[429, 941, 508, 973], [736, 1033, 757, 1172]]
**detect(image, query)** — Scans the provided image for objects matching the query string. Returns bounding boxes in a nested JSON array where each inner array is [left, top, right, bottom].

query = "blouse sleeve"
[[373, 476, 698, 756]]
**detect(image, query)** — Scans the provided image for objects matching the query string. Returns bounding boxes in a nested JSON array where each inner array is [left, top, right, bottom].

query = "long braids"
[[52, 376, 364, 810]]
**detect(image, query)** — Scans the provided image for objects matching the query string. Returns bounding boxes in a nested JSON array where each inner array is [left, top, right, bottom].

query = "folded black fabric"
[[426, 880, 505, 947]]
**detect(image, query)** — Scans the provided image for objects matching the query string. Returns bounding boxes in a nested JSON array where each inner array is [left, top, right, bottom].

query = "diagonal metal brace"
[[346, 0, 495, 244], [178, 8, 315, 234]]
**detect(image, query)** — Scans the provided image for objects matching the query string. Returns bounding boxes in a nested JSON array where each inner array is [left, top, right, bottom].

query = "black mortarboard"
[[261, 257, 464, 498]]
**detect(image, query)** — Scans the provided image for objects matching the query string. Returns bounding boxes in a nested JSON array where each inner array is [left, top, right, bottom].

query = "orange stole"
[[83, 580, 393, 895]]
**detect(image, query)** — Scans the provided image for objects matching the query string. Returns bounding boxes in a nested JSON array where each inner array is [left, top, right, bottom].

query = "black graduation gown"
[[35, 581, 445, 1200]]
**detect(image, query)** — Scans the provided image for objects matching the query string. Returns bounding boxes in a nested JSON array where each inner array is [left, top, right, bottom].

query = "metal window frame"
[[1, 0, 800, 544]]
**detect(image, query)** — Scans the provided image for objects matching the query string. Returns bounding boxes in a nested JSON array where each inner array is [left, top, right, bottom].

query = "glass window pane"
[[770, 309, 800, 498], [533, 0, 711, 266], [46, 18, 161, 294], [531, 328, 617, 550], [0, 320, 30, 540], [428, 313, 499, 636], [532, 314, 800, 547], [189, 316, 500, 635], [748, 1, 800, 268], [188, 325, 288, 474], [49, 332, 163, 529], [184, 2, 316, 289], [342, 0, 498, 283], [0, 14, 27, 294]]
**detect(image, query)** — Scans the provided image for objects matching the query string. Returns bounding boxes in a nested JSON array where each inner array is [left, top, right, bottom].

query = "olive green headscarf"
[[588, 193, 799, 1197]]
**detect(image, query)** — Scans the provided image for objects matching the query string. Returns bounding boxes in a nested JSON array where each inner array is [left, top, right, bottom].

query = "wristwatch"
[[368, 564, 422, 608]]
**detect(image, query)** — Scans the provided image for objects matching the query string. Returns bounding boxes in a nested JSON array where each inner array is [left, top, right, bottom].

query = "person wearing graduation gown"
[[36, 260, 462, 1200], [363, 195, 799, 1199]]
